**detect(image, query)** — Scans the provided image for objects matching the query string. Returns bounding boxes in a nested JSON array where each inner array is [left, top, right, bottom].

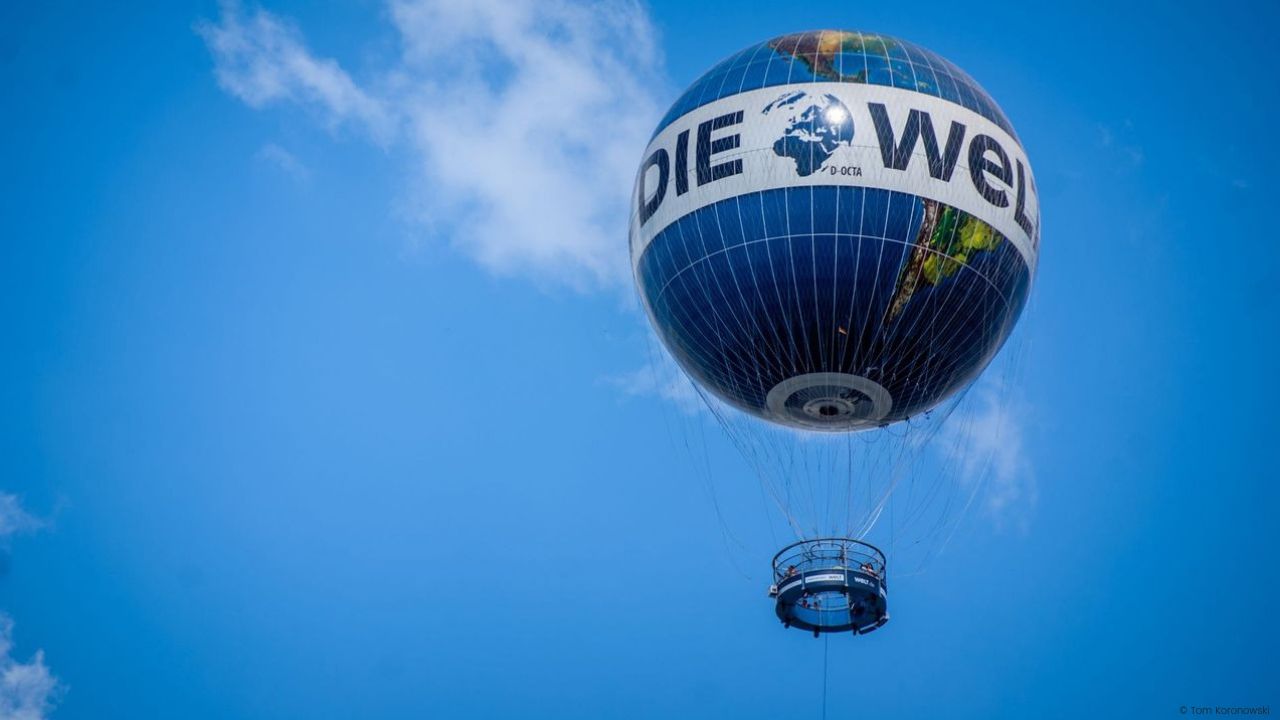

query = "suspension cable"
[[822, 634, 829, 720]]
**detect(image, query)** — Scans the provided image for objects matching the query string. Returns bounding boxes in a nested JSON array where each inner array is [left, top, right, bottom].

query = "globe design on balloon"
[[764, 92, 854, 176], [631, 30, 1039, 431]]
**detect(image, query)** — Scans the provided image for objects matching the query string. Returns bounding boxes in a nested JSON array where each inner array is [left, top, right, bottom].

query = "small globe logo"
[[762, 91, 854, 176]]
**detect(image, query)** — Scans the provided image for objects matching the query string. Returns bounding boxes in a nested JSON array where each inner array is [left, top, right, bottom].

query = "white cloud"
[[0, 495, 40, 540], [199, 0, 667, 290], [0, 616, 59, 720], [940, 382, 1037, 531], [605, 349, 703, 415], [195, 4, 395, 142], [256, 142, 311, 182], [0, 495, 59, 720]]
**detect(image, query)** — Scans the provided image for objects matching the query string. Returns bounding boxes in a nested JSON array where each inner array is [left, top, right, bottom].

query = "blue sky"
[[1, 1, 1277, 718]]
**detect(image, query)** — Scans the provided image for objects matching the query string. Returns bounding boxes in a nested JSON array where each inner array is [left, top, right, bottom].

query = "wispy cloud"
[[0, 494, 59, 720], [939, 381, 1037, 532], [0, 615, 60, 720], [1096, 120, 1144, 172], [195, 5, 394, 142], [604, 348, 703, 415], [0, 496, 40, 540], [256, 142, 311, 182], [199, 0, 667, 290]]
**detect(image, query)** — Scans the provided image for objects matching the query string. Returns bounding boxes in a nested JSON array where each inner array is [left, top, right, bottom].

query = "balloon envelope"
[[631, 31, 1038, 431]]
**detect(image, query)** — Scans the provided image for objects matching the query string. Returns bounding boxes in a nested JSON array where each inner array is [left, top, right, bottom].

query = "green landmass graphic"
[[766, 31, 896, 83], [885, 200, 1004, 322]]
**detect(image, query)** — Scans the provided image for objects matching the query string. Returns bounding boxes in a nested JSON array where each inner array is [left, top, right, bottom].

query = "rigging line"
[[932, 360, 1021, 560], [911, 388, 990, 572], [644, 334, 753, 580], [644, 337, 724, 542], [853, 435, 916, 539], [822, 633, 830, 720], [697, 386, 806, 538], [891, 465, 896, 561], [697, 412, 755, 580]]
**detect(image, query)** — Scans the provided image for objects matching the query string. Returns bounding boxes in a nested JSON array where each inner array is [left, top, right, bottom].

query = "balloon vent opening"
[[765, 373, 892, 431]]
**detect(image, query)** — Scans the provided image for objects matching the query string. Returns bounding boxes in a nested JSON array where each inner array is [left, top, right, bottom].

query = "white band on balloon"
[[631, 82, 1039, 274]]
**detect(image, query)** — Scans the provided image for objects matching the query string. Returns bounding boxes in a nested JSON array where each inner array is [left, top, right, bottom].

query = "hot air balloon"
[[631, 30, 1038, 635]]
